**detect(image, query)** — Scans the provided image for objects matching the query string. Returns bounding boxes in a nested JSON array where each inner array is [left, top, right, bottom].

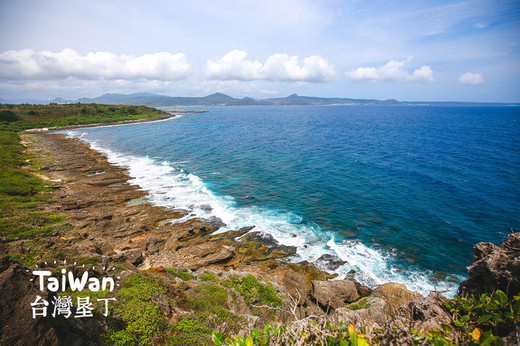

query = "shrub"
[[0, 110, 22, 122]]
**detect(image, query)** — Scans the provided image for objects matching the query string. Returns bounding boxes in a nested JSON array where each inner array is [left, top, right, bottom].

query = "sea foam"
[[67, 130, 464, 297]]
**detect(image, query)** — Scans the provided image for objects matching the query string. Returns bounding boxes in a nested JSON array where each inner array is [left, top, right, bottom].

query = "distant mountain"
[[3, 92, 519, 107], [74, 92, 411, 106]]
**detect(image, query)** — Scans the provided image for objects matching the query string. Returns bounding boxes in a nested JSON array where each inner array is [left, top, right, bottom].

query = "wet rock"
[[241, 231, 297, 256], [315, 254, 348, 271], [371, 283, 422, 317], [311, 279, 360, 311], [205, 216, 226, 229], [459, 232, 520, 299]]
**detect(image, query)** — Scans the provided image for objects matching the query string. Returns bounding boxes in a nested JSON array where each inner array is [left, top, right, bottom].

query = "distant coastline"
[[2, 92, 519, 107]]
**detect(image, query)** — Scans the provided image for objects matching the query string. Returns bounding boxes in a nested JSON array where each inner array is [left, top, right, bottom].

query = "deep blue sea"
[[67, 105, 520, 296]]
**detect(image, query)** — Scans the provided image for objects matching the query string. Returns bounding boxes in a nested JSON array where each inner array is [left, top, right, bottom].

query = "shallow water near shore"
[[66, 105, 520, 297]]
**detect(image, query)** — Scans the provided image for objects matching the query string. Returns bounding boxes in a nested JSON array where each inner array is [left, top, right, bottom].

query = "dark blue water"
[[70, 105, 520, 295]]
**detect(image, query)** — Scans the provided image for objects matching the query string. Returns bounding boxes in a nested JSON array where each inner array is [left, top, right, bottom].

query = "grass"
[[0, 130, 71, 241], [0, 103, 167, 131]]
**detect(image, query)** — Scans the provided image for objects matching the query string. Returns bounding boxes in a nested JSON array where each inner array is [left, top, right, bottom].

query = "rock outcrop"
[[392, 292, 453, 333], [371, 283, 422, 316], [458, 232, 520, 299], [311, 279, 360, 311]]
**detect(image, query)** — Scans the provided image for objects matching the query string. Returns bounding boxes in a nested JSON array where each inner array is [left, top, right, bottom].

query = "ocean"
[[66, 105, 520, 297]]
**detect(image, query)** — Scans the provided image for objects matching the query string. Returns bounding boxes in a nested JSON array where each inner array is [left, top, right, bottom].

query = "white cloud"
[[346, 57, 435, 84], [206, 50, 337, 82], [0, 49, 192, 80], [457, 72, 485, 85]]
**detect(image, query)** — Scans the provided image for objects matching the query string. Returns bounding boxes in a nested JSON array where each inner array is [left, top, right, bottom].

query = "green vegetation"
[[101, 272, 247, 345], [0, 131, 70, 242], [212, 322, 371, 346], [164, 267, 194, 281], [223, 274, 282, 307], [101, 274, 170, 345], [217, 290, 519, 345], [347, 298, 371, 311], [199, 271, 218, 282], [0, 110, 22, 123], [0, 103, 166, 131]]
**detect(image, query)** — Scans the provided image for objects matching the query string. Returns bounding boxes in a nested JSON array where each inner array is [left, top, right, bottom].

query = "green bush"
[[101, 274, 170, 345], [0, 110, 22, 122], [164, 267, 194, 281], [199, 271, 218, 282], [223, 274, 282, 307]]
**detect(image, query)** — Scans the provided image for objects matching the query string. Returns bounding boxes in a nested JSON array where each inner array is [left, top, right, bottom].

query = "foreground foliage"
[[215, 290, 519, 345]]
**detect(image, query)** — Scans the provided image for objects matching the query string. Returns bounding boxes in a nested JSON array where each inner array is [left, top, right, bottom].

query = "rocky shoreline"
[[1, 131, 519, 344]]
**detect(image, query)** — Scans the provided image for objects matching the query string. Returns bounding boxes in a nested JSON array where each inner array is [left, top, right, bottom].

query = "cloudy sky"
[[1, 0, 519, 102]]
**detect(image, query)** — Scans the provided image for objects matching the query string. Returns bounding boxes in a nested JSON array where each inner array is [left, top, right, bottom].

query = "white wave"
[[66, 130, 464, 297]]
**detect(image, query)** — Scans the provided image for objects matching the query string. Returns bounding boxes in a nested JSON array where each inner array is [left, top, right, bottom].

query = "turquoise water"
[[67, 105, 520, 296]]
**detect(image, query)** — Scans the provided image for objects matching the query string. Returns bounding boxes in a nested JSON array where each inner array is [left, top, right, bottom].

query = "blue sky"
[[0, 0, 519, 102]]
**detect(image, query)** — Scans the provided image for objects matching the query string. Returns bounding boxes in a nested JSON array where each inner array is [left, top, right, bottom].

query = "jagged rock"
[[371, 283, 422, 316], [315, 254, 348, 271], [146, 241, 160, 254], [355, 283, 372, 298], [183, 242, 235, 270], [281, 268, 311, 304], [123, 249, 144, 266], [459, 232, 520, 299], [225, 288, 251, 315], [241, 231, 297, 256], [205, 216, 226, 229], [311, 279, 360, 311], [332, 297, 387, 332], [391, 292, 452, 333]]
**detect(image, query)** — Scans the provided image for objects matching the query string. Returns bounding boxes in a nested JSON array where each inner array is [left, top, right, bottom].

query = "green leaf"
[[441, 324, 453, 333], [454, 319, 462, 327], [491, 315, 504, 323], [460, 314, 470, 323], [245, 336, 253, 346], [211, 332, 224, 345], [477, 314, 492, 323], [495, 290, 508, 305], [513, 300, 520, 316]]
